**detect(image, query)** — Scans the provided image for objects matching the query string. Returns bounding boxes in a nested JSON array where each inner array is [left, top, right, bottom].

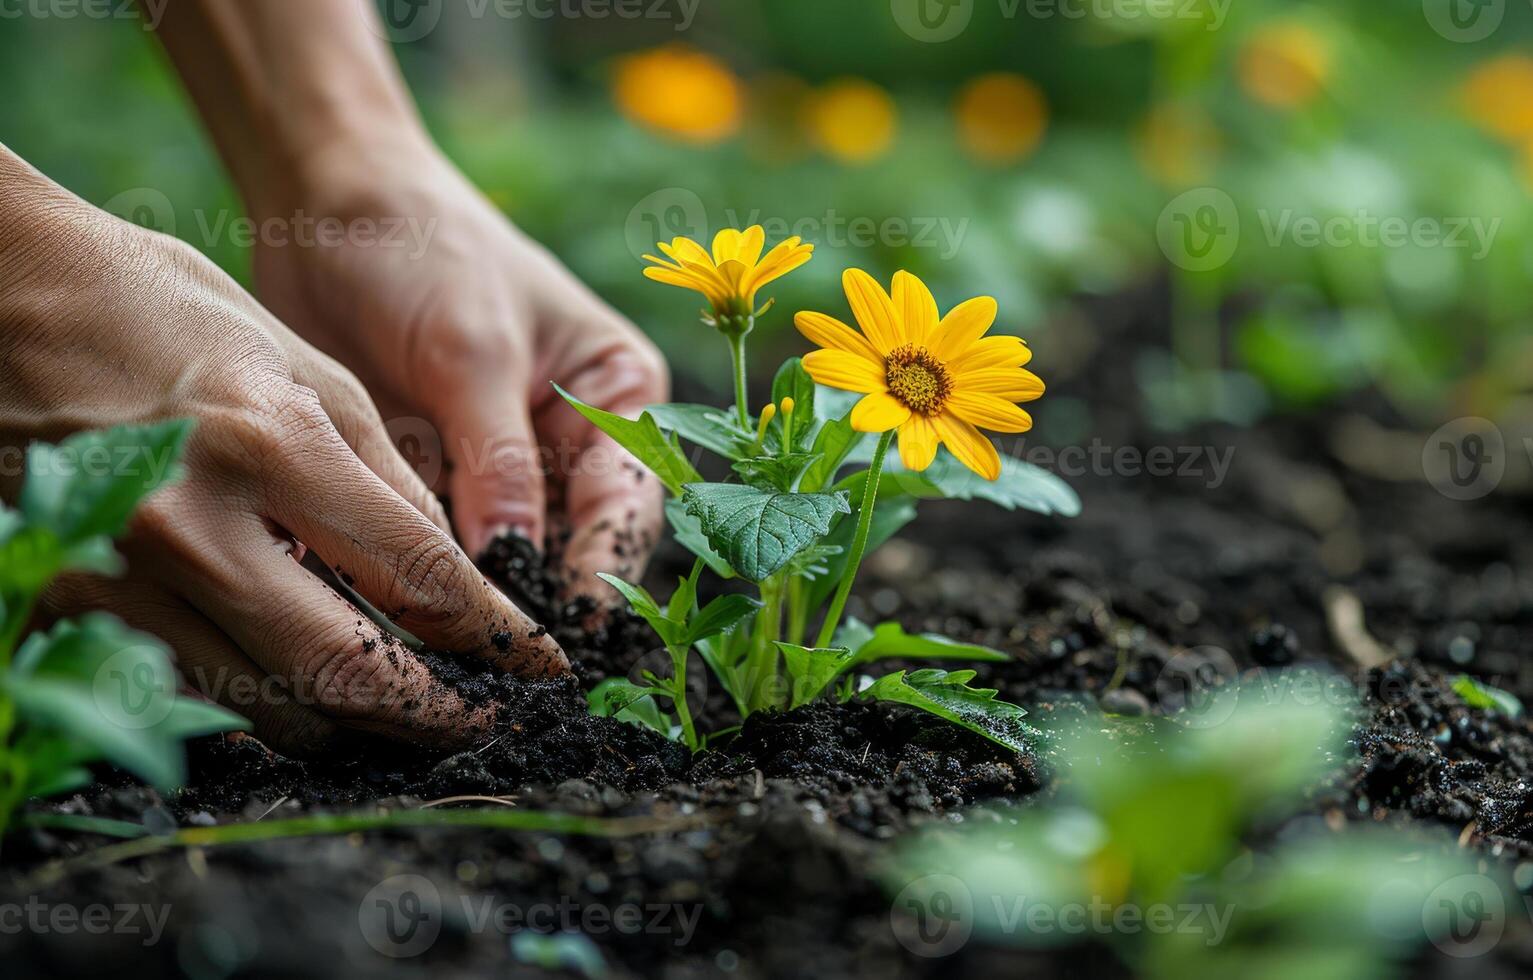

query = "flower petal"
[[948, 335, 1033, 372], [744, 239, 812, 295], [898, 414, 938, 471], [795, 310, 881, 361], [934, 412, 1002, 481], [952, 367, 1045, 401], [737, 225, 766, 266], [842, 268, 904, 355], [947, 391, 1034, 433], [662, 237, 715, 269], [891, 271, 939, 347], [643, 265, 725, 306], [803, 349, 888, 394], [930, 296, 999, 362], [850, 391, 911, 433]]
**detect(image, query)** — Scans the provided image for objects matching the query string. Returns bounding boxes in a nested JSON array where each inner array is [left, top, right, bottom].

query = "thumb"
[[442, 380, 547, 559]]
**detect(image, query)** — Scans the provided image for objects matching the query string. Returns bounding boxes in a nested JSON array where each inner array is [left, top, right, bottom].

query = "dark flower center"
[[885, 345, 952, 416]]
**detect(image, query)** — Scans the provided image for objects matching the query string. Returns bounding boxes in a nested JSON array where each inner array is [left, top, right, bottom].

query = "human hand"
[[249, 137, 669, 593], [0, 152, 567, 754]]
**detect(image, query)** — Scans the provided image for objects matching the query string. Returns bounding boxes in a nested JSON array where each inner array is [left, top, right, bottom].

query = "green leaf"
[[6, 678, 183, 790], [1452, 674, 1524, 717], [771, 358, 817, 452], [586, 678, 674, 739], [862, 669, 1036, 753], [665, 499, 735, 578], [646, 403, 754, 460], [154, 697, 251, 741], [685, 594, 762, 646], [665, 561, 704, 623], [595, 572, 684, 647], [887, 451, 1081, 518], [681, 483, 850, 582], [554, 385, 702, 495], [799, 414, 864, 492], [776, 643, 855, 708], [20, 419, 193, 545], [840, 620, 1010, 667], [732, 453, 818, 492]]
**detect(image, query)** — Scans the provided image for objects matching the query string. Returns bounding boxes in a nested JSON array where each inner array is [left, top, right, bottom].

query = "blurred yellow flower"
[[1463, 56, 1533, 143], [643, 226, 814, 323], [612, 45, 743, 144], [1135, 103, 1223, 186], [1237, 23, 1331, 110], [796, 269, 1044, 480], [955, 73, 1048, 164], [804, 79, 897, 165]]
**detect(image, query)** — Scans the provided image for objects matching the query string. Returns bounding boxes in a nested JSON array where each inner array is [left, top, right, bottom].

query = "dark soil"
[[6, 282, 1533, 978]]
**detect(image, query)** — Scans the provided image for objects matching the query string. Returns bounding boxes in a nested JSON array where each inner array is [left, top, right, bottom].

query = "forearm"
[[144, 0, 428, 214]]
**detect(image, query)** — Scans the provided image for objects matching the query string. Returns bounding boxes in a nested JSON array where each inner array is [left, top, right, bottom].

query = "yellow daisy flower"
[[643, 226, 814, 325], [796, 269, 1043, 481]]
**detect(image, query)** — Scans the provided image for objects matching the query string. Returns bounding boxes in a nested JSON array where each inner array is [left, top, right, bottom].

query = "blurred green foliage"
[[4, 1, 1532, 423]]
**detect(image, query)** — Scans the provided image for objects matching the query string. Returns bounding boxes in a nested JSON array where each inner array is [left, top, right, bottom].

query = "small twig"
[[1323, 586, 1392, 669], [417, 795, 518, 809], [255, 797, 289, 822]]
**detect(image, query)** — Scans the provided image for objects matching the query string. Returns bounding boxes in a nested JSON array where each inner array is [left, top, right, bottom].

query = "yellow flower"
[[796, 270, 1043, 481], [612, 44, 743, 144], [955, 72, 1048, 165], [804, 78, 897, 165], [643, 226, 814, 322], [1237, 23, 1331, 110], [1463, 55, 1533, 142]]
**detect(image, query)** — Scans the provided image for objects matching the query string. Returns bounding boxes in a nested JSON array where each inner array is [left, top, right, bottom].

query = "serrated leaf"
[[646, 403, 755, 460], [666, 561, 704, 623], [862, 669, 1035, 753], [685, 594, 762, 646], [776, 642, 855, 708], [839, 620, 1009, 667], [665, 499, 735, 578], [732, 453, 818, 492], [1452, 674, 1524, 718], [681, 483, 850, 582], [20, 419, 193, 545], [799, 414, 864, 492], [596, 573, 684, 647], [895, 451, 1080, 517], [554, 385, 702, 495]]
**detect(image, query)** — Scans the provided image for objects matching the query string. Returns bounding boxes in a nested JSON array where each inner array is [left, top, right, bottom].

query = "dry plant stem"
[[816, 430, 895, 649]]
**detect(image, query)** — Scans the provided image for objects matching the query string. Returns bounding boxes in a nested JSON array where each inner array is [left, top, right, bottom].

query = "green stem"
[[785, 576, 809, 647], [745, 574, 784, 711], [18, 807, 709, 892], [727, 333, 750, 430], [667, 646, 699, 751], [816, 430, 894, 649]]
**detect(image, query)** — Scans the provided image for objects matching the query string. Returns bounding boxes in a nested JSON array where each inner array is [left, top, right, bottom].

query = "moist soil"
[[6, 283, 1533, 978]]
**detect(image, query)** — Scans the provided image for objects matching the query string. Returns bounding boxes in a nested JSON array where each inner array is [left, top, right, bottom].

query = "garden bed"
[[5, 294, 1533, 979]]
